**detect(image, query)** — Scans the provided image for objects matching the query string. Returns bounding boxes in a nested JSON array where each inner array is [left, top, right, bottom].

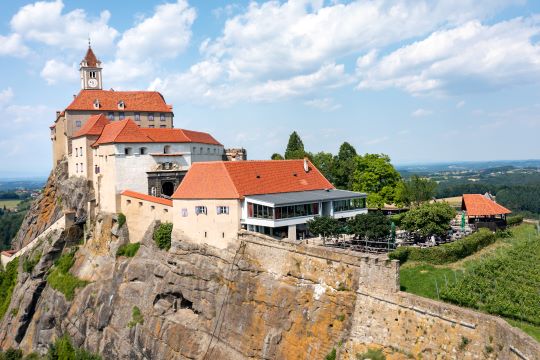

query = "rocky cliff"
[[11, 159, 90, 250]]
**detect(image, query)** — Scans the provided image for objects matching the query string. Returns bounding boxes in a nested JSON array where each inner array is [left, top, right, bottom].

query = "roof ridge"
[[220, 162, 241, 198]]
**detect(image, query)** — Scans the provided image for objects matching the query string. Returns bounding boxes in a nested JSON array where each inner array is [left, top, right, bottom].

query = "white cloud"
[[10, 0, 118, 51], [116, 0, 196, 62], [304, 97, 341, 111], [151, 62, 350, 105], [412, 108, 432, 117], [40, 60, 78, 85], [365, 136, 390, 145], [456, 100, 466, 108], [0, 34, 30, 57], [358, 17, 540, 94], [201, 0, 519, 79], [0, 88, 14, 105]]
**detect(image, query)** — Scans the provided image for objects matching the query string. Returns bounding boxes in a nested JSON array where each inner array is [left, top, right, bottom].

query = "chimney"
[[303, 156, 309, 173]]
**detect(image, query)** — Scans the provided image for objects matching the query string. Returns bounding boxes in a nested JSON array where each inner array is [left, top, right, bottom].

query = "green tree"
[[351, 154, 402, 207], [399, 175, 438, 207], [307, 216, 340, 240], [401, 202, 456, 237], [334, 142, 357, 189], [284, 131, 306, 159], [348, 211, 391, 240], [271, 153, 284, 160], [309, 152, 335, 183]]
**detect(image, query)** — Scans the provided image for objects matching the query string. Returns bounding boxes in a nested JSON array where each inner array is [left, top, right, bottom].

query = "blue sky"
[[1, 0, 540, 177]]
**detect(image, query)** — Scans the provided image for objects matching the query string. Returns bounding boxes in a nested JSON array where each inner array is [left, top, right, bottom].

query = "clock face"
[[88, 79, 98, 88]]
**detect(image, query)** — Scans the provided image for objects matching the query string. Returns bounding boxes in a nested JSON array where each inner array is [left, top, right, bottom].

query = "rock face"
[[1, 218, 363, 359], [11, 159, 91, 250]]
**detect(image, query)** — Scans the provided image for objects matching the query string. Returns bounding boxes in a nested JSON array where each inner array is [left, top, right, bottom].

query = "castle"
[[52, 47, 368, 247]]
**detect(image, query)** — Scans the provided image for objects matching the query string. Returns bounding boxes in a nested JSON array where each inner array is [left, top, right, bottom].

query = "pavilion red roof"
[[462, 194, 511, 217]]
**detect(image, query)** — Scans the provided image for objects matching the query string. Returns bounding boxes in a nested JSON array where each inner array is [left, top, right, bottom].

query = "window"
[[217, 206, 229, 215], [124, 147, 132, 155], [93, 99, 100, 109], [75, 163, 79, 173], [151, 187, 156, 196], [75, 120, 82, 128], [332, 198, 366, 212], [160, 113, 166, 121], [75, 148, 78, 157], [163, 145, 171, 154], [107, 112, 114, 120], [149, 125, 155, 128], [119, 112, 125, 120], [94, 165, 100, 174], [181, 208, 188, 217], [126, 200, 131, 205], [195, 206, 207, 215], [148, 113, 154, 121], [193, 146, 196, 153], [140, 147, 147, 155], [207, 147, 210, 153], [160, 125, 166, 128], [138, 202, 143, 207], [151, 205, 155, 210], [135, 113, 140, 121], [118, 100, 125, 109], [89, 71, 96, 79], [200, 147, 203, 153]]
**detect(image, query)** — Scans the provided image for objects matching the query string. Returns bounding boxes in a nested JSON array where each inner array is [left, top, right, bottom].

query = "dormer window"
[[93, 99, 100, 109], [117, 100, 125, 110]]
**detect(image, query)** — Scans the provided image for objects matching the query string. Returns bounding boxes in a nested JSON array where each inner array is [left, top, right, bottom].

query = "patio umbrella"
[[461, 211, 466, 231]]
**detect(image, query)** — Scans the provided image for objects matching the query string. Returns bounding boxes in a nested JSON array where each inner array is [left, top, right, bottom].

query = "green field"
[[399, 224, 540, 342], [0, 199, 21, 210]]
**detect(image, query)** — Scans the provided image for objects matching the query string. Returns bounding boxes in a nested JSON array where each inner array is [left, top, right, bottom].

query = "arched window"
[[124, 147, 132, 155], [140, 147, 147, 155], [164, 145, 171, 154]]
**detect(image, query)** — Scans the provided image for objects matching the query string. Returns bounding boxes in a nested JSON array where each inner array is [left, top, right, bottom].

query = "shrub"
[[23, 253, 41, 273], [389, 229, 496, 265], [128, 306, 144, 328], [324, 348, 336, 360], [0, 257, 19, 320], [48, 334, 101, 360], [47, 250, 89, 301], [153, 223, 173, 250], [348, 211, 391, 240], [116, 243, 140, 258], [507, 215, 524, 227], [0, 348, 23, 360], [389, 213, 405, 227], [117, 213, 126, 228], [357, 348, 386, 360]]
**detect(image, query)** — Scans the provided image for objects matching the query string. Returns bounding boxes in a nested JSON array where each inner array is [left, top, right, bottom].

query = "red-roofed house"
[[169, 159, 367, 248], [70, 118, 224, 213], [462, 194, 511, 230], [51, 47, 174, 166]]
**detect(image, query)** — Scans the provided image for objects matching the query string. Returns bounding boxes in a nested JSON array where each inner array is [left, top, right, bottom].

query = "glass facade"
[[333, 198, 366, 212], [247, 202, 319, 220]]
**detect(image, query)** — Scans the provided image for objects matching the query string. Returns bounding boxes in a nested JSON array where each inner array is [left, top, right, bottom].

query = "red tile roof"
[[73, 114, 109, 138], [83, 47, 100, 67], [66, 90, 172, 112], [142, 128, 221, 145], [93, 119, 153, 146], [172, 160, 334, 199], [121, 190, 173, 206], [92, 119, 221, 146], [462, 194, 511, 217]]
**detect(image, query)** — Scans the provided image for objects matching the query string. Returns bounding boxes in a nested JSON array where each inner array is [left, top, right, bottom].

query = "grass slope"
[[399, 224, 540, 342]]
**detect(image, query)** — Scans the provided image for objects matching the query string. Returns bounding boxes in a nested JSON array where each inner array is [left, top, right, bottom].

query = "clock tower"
[[80, 44, 102, 90]]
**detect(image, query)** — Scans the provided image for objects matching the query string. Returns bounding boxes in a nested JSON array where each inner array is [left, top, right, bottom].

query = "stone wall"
[[120, 193, 172, 243]]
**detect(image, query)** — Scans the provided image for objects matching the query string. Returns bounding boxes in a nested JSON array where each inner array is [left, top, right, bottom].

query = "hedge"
[[389, 229, 496, 265], [507, 215, 524, 227]]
